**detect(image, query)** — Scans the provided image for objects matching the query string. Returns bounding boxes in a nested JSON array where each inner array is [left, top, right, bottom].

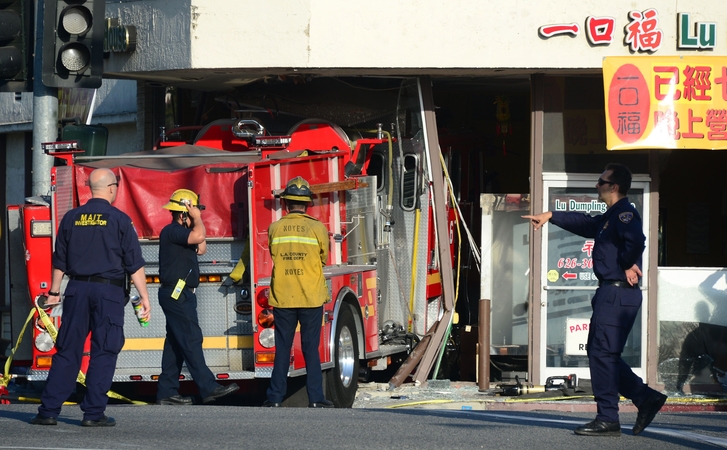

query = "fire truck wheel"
[[326, 306, 359, 408]]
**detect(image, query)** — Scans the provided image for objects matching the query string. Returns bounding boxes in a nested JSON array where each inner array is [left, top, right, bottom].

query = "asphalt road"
[[1, 403, 726, 450]]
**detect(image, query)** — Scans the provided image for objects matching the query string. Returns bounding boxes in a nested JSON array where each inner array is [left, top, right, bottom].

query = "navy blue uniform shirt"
[[53, 198, 145, 279], [551, 197, 645, 282], [159, 222, 199, 288]]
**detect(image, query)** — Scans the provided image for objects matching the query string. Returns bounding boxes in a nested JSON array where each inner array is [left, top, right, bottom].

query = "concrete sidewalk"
[[353, 380, 727, 413]]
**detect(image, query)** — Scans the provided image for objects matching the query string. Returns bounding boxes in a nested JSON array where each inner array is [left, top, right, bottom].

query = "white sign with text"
[[565, 318, 590, 355]]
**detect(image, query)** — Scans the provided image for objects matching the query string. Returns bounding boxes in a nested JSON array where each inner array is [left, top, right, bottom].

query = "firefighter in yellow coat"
[[263, 176, 333, 408]]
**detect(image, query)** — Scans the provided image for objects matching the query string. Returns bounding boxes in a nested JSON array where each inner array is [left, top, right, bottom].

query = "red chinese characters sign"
[[539, 8, 664, 52], [604, 57, 727, 150]]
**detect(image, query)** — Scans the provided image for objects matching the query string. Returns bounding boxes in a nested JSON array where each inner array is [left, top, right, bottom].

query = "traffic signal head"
[[42, 0, 104, 89], [0, 0, 32, 92]]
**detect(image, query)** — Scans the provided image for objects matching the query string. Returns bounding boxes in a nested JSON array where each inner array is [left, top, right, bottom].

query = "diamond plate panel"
[[117, 350, 164, 368], [118, 237, 253, 376], [378, 140, 431, 337], [255, 366, 273, 378], [139, 239, 245, 276], [346, 176, 377, 265]]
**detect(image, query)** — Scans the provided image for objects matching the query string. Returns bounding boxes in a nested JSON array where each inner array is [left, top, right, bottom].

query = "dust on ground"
[[353, 380, 496, 408]]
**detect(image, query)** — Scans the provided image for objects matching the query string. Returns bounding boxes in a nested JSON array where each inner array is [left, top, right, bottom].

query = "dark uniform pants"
[[267, 306, 325, 404], [588, 284, 656, 422], [157, 287, 220, 400], [39, 281, 125, 421]]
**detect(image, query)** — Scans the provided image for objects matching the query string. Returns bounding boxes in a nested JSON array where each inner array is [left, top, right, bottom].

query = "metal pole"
[[479, 194, 494, 391], [478, 298, 491, 391], [31, 0, 57, 197]]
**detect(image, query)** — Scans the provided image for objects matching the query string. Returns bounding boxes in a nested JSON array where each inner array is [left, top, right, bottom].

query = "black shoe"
[[574, 419, 621, 436], [202, 383, 240, 404], [633, 391, 668, 435], [308, 399, 335, 408], [81, 416, 116, 427], [262, 400, 282, 407], [30, 415, 57, 425], [156, 394, 194, 405]]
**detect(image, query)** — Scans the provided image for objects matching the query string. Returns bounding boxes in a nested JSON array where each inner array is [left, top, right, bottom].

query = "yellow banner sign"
[[603, 56, 727, 150]]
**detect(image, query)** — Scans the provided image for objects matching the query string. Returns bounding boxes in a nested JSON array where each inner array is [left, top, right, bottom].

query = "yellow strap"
[[35, 307, 57, 341], [35, 307, 147, 404], [1, 309, 36, 388]]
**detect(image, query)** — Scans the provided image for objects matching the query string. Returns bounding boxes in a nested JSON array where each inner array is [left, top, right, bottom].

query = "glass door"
[[539, 173, 650, 384]]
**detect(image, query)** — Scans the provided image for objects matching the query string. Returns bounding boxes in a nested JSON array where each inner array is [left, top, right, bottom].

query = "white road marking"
[[454, 411, 727, 448]]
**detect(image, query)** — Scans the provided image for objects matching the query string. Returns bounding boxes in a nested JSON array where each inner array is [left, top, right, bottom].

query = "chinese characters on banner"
[[603, 57, 727, 150]]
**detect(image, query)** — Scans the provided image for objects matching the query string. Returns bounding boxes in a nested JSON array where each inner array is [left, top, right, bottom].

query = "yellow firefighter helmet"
[[163, 189, 204, 211]]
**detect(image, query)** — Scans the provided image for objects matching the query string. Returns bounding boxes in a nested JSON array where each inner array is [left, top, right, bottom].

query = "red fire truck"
[[5, 99, 454, 407]]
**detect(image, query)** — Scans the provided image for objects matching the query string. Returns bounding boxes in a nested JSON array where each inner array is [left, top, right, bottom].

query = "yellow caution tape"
[[2, 309, 35, 389], [1, 304, 148, 405], [35, 307, 148, 405]]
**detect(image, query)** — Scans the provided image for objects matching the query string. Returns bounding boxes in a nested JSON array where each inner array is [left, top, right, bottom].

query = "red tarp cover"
[[74, 145, 261, 238]]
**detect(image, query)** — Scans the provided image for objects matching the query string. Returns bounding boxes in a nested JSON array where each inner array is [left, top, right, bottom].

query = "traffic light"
[[42, 0, 104, 89], [0, 0, 32, 92]]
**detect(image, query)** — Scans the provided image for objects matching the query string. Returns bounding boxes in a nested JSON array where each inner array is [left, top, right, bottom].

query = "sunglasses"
[[108, 176, 120, 188], [597, 178, 615, 186]]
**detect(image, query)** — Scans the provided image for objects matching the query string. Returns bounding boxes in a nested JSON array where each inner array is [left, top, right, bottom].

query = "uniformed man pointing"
[[523, 163, 667, 437]]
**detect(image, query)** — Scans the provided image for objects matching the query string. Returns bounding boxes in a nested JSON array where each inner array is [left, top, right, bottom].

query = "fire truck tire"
[[326, 306, 359, 408]]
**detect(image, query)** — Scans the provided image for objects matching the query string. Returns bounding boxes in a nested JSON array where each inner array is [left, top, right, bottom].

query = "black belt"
[[599, 280, 639, 289], [71, 275, 124, 288]]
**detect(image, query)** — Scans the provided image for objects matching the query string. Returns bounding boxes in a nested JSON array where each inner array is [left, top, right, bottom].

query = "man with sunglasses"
[[523, 163, 667, 437], [31, 168, 151, 427]]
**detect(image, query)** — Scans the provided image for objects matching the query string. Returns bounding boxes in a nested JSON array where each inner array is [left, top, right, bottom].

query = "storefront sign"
[[539, 9, 664, 52], [547, 190, 601, 287], [546, 186, 644, 287], [678, 13, 716, 50], [603, 56, 727, 150], [540, 10, 717, 53], [565, 318, 589, 356]]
